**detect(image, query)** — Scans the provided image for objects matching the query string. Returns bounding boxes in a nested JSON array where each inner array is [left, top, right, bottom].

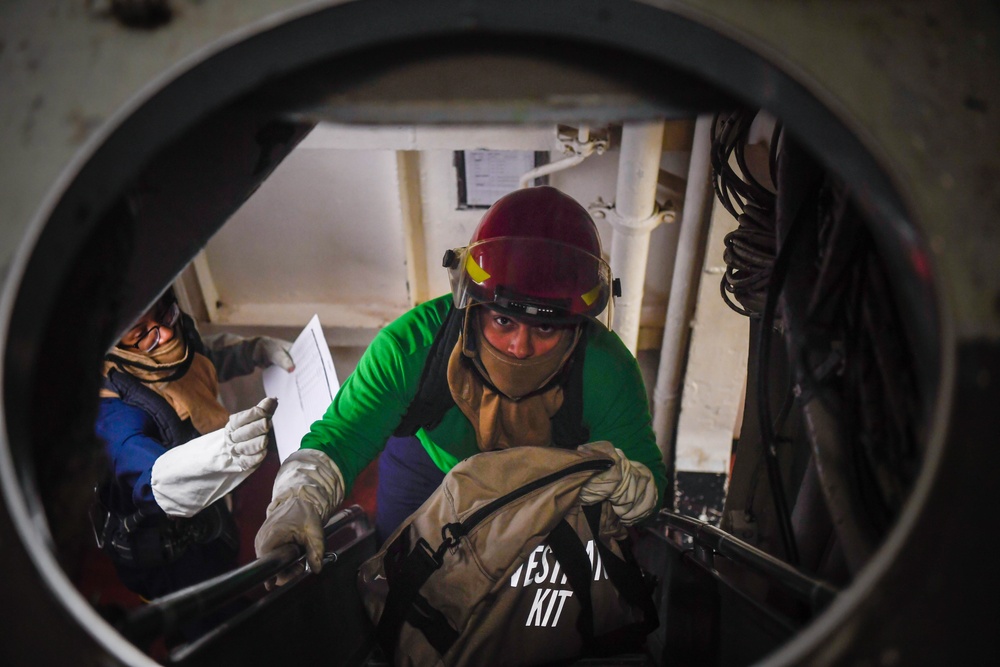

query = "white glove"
[[251, 337, 295, 372], [151, 397, 278, 518], [254, 448, 345, 586], [577, 441, 659, 525]]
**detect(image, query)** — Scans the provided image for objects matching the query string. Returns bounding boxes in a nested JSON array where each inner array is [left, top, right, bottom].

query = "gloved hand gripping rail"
[[254, 448, 346, 586]]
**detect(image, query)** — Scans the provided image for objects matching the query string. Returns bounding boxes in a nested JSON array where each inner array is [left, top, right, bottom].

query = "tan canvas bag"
[[357, 445, 658, 667]]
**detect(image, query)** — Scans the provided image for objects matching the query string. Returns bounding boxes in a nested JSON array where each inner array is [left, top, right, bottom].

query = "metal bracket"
[[556, 124, 610, 158], [587, 197, 676, 230]]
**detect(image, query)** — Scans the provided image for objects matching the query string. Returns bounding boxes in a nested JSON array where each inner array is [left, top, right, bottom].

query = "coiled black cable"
[[721, 204, 776, 317], [711, 110, 781, 318]]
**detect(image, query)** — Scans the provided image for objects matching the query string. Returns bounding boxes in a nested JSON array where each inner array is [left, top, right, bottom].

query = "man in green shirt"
[[255, 186, 666, 581]]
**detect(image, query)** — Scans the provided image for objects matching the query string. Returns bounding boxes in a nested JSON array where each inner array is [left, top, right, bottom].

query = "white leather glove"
[[151, 397, 278, 518], [254, 448, 345, 586], [577, 441, 659, 525], [251, 336, 295, 372]]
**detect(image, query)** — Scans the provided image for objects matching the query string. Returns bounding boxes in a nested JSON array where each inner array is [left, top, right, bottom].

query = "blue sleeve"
[[94, 398, 167, 516]]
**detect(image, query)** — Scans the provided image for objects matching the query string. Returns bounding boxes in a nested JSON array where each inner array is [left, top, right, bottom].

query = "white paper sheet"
[[262, 314, 339, 462], [463, 150, 536, 206]]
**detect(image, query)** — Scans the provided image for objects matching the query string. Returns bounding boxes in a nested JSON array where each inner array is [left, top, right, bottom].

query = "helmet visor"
[[446, 237, 613, 326]]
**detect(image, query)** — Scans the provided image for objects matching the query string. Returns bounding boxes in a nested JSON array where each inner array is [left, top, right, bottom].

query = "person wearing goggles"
[[255, 186, 666, 584], [93, 288, 295, 613]]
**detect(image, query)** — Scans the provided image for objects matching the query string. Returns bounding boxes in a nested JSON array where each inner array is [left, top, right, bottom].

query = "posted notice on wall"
[[262, 314, 340, 462]]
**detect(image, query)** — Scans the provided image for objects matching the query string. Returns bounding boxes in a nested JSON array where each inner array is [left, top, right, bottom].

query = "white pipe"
[[652, 114, 716, 467], [396, 150, 428, 306], [608, 120, 666, 354], [518, 153, 588, 188], [519, 125, 600, 188]]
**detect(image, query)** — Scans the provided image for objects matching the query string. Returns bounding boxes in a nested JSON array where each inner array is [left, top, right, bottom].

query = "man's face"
[[477, 307, 571, 360], [118, 301, 179, 352]]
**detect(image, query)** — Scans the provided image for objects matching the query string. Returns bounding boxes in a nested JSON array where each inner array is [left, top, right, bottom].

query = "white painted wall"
[[192, 121, 749, 478], [674, 198, 750, 473], [204, 144, 411, 329], [199, 122, 692, 347]]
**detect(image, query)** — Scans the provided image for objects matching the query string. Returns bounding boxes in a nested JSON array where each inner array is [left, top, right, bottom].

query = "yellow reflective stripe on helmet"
[[580, 284, 602, 306], [465, 254, 491, 283]]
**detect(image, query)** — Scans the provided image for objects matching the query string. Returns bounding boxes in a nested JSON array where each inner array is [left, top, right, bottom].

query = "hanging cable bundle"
[[722, 204, 776, 316], [710, 109, 781, 317]]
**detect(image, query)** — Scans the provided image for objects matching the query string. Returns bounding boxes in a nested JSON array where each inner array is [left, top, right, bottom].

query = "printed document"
[[262, 314, 339, 462]]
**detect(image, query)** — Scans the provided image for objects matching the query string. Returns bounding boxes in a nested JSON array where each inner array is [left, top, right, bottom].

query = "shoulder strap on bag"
[[547, 504, 659, 656], [547, 517, 601, 648], [375, 536, 459, 662]]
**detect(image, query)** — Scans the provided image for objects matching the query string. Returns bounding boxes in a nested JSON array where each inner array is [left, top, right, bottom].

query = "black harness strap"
[[551, 338, 590, 448], [393, 306, 464, 437], [103, 368, 196, 448]]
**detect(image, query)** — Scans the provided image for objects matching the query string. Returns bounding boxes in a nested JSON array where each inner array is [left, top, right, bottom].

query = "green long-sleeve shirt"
[[301, 294, 667, 504]]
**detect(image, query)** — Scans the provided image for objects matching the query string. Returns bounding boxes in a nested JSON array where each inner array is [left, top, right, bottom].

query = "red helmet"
[[444, 186, 614, 324]]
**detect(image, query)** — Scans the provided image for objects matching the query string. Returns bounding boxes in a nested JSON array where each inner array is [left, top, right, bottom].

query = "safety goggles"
[[120, 301, 180, 353]]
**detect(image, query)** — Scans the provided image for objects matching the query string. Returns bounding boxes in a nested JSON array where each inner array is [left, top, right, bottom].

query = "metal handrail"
[[119, 504, 369, 647], [650, 509, 839, 614]]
